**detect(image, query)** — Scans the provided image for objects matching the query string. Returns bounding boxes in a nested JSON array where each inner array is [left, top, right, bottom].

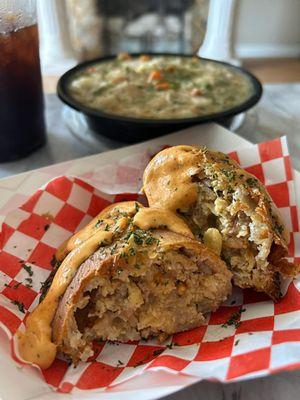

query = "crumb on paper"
[[12, 282, 21, 289], [11, 300, 25, 313], [25, 277, 33, 288], [22, 264, 33, 276], [116, 360, 124, 367], [222, 308, 246, 329], [42, 212, 54, 221]]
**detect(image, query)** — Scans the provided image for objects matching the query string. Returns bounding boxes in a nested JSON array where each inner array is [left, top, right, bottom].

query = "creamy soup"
[[68, 54, 254, 120]]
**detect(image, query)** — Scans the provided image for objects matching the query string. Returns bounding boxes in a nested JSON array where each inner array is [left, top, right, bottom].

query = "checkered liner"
[[0, 137, 300, 393]]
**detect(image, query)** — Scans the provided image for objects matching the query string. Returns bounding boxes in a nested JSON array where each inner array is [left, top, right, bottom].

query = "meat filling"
[[182, 174, 281, 297], [57, 246, 230, 363]]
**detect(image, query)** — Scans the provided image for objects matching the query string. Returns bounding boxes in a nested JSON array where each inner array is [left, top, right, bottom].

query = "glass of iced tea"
[[0, 0, 46, 162]]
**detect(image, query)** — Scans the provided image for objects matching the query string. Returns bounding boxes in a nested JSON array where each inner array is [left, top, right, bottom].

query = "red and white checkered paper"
[[0, 136, 300, 393]]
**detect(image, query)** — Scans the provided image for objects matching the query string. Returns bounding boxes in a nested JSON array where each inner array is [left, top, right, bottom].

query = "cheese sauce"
[[143, 145, 201, 212], [17, 202, 194, 368], [133, 207, 193, 238], [17, 230, 113, 369], [68, 55, 254, 120], [56, 201, 138, 262]]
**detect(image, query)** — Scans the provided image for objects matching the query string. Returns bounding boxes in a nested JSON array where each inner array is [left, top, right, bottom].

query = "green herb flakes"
[[110, 244, 118, 255], [133, 232, 143, 245], [22, 264, 33, 276], [25, 277, 33, 288], [128, 248, 136, 256], [246, 177, 257, 187], [12, 282, 21, 289], [153, 349, 164, 356], [222, 169, 236, 181], [222, 308, 246, 329], [95, 219, 103, 228], [12, 300, 25, 313]]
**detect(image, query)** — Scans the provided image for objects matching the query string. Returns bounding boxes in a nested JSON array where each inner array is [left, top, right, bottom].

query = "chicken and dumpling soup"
[[68, 54, 254, 120]]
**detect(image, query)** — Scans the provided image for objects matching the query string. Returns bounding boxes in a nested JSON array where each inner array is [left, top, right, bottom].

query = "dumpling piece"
[[17, 201, 231, 368], [143, 145, 297, 300]]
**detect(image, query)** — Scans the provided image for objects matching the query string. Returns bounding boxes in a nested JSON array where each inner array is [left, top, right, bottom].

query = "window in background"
[[64, 0, 209, 60]]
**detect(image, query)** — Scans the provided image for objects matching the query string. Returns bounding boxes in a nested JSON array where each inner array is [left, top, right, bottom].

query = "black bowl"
[[57, 53, 262, 143]]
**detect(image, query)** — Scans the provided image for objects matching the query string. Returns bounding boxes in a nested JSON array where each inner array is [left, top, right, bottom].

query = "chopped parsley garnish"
[[5, 282, 21, 289], [222, 308, 245, 329], [116, 359, 124, 367], [246, 177, 257, 187], [134, 202, 140, 212], [128, 248, 136, 256], [234, 339, 240, 346], [145, 236, 158, 245], [127, 229, 159, 247], [50, 256, 57, 268], [92, 87, 106, 96], [22, 264, 33, 276], [132, 232, 143, 245], [104, 224, 110, 231], [95, 219, 103, 228], [133, 352, 151, 367], [25, 277, 33, 288], [113, 225, 120, 233], [110, 244, 118, 255], [12, 300, 25, 313], [40, 278, 52, 300], [134, 348, 164, 367], [222, 169, 236, 181], [275, 223, 284, 234], [171, 81, 182, 90]]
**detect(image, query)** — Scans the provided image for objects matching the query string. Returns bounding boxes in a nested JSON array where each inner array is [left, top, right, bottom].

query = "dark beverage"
[[0, 23, 46, 162]]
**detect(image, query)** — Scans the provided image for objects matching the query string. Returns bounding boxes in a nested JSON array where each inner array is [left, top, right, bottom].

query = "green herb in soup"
[[68, 54, 254, 119]]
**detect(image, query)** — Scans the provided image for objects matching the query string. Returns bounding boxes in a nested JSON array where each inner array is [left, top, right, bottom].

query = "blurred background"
[[39, 0, 300, 86]]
